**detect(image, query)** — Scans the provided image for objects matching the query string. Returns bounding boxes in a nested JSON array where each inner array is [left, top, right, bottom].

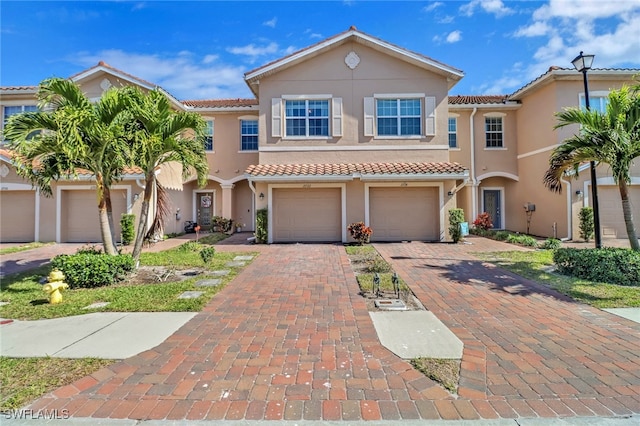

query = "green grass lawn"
[[0, 242, 53, 256], [475, 250, 640, 308], [0, 244, 258, 320], [0, 357, 115, 411]]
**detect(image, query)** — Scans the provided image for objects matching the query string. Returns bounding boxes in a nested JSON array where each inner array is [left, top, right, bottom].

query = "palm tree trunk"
[[618, 181, 640, 251], [131, 175, 154, 265], [103, 186, 119, 254], [98, 194, 118, 255]]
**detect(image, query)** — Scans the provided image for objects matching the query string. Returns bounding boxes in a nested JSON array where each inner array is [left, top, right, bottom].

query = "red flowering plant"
[[347, 222, 373, 245], [473, 212, 493, 231]]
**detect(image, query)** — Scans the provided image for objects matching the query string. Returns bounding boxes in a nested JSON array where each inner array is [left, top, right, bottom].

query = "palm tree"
[[125, 87, 209, 264], [544, 85, 640, 250], [3, 78, 133, 255]]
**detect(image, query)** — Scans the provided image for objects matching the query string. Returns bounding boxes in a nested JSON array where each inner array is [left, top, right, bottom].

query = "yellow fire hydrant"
[[43, 270, 69, 304]]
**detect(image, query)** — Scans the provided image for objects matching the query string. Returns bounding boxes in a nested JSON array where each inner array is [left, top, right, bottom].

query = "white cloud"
[[513, 21, 551, 38], [446, 31, 462, 43], [304, 29, 323, 39], [438, 15, 455, 24], [227, 42, 279, 57], [535, 0, 639, 20], [71, 50, 252, 100], [460, 0, 514, 18], [423, 2, 443, 13], [263, 17, 277, 28]]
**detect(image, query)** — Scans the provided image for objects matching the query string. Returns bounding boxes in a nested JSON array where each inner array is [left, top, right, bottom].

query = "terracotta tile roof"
[[448, 95, 509, 105], [182, 98, 258, 108], [246, 162, 467, 178], [0, 148, 143, 176]]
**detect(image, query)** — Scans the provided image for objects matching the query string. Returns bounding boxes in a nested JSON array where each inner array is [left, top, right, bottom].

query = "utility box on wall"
[[524, 203, 536, 212]]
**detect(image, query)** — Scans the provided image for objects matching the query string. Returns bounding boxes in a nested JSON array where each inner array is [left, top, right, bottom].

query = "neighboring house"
[[1, 27, 638, 244]]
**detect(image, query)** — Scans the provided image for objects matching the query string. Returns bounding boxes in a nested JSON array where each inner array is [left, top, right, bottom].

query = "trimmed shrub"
[[506, 234, 538, 247], [579, 207, 594, 242], [178, 241, 201, 252], [256, 208, 268, 244], [347, 221, 373, 245], [539, 238, 562, 250], [51, 253, 134, 288], [494, 230, 510, 241], [120, 213, 136, 245], [553, 248, 640, 286], [76, 244, 102, 255], [473, 212, 493, 231], [200, 247, 216, 264], [448, 208, 465, 243]]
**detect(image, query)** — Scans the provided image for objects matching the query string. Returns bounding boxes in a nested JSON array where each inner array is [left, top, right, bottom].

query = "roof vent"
[[349, 25, 357, 31]]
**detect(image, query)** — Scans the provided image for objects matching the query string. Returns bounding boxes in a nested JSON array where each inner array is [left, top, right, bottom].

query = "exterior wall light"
[[259, 192, 264, 200]]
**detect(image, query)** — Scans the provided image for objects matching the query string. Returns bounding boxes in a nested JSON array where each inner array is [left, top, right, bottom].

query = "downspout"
[[561, 177, 572, 241], [470, 108, 478, 220], [248, 178, 257, 232]]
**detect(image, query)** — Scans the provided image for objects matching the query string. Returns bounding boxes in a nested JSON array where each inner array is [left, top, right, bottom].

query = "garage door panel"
[[273, 188, 341, 242], [63, 190, 127, 243], [600, 186, 640, 239], [0, 191, 35, 242], [370, 187, 439, 242]]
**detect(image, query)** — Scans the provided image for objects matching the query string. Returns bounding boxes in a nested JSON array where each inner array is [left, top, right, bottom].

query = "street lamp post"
[[571, 51, 601, 249]]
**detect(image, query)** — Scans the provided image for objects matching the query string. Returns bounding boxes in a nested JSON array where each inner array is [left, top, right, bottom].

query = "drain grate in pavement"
[[374, 299, 407, 311]]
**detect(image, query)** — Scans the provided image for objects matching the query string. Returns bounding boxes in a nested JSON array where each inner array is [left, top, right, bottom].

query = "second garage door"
[[62, 189, 127, 243], [599, 185, 640, 239], [0, 190, 35, 242], [369, 187, 439, 242], [272, 188, 341, 242]]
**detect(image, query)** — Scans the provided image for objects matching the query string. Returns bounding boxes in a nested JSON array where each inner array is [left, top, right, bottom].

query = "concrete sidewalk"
[[0, 312, 196, 359]]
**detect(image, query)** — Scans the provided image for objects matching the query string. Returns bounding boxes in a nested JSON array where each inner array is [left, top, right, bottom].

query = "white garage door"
[[599, 185, 640, 239], [272, 188, 341, 242], [62, 190, 127, 243], [369, 187, 439, 242], [0, 190, 35, 242]]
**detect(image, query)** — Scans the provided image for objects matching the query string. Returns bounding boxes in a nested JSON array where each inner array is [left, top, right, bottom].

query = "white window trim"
[[279, 96, 335, 140], [239, 118, 259, 152], [448, 115, 458, 149], [578, 91, 609, 111], [204, 119, 215, 152], [365, 94, 435, 138], [483, 112, 506, 150]]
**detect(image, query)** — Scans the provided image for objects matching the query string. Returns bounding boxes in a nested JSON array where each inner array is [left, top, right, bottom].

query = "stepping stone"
[[209, 270, 230, 276], [196, 279, 221, 287], [226, 261, 246, 267], [178, 291, 204, 299], [233, 255, 254, 261], [374, 299, 407, 311], [0, 302, 9, 307], [83, 302, 110, 310]]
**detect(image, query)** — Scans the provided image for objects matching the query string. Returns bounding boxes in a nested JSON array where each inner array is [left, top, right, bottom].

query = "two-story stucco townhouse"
[[1, 27, 638, 245]]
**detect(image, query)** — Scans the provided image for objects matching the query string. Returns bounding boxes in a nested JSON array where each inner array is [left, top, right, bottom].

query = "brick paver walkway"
[[26, 237, 640, 421]]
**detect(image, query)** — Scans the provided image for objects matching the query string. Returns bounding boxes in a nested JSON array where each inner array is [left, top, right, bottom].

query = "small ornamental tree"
[[473, 212, 493, 231], [579, 207, 595, 242], [347, 222, 373, 245], [448, 208, 465, 243]]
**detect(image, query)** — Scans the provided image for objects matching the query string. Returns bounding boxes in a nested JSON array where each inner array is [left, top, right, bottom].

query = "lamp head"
[[571, 51, 595, 72]]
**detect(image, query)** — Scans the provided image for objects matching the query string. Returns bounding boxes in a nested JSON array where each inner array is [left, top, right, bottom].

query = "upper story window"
[[579, 93, 608, 113], [364, 95, 436, 138], [376, 99, 421, 136], [3, 105, 39, 140], [448, 117, 458, 148], [485, 116, 503, 148], [272, 96, 342, 139], [204, 120, 214, 151], [285, 99, 329, 137], [240, 119, 258, 151]]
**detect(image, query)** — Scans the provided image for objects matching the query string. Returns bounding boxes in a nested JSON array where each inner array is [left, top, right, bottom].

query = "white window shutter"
[[364, 97, 374, 136], [332, 97, 343, 137], [271, 98, 282, 138], [425, 96, 436, 136]]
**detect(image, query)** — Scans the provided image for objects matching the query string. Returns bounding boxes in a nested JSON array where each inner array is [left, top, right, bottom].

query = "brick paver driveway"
[[28, 238, 640, 421]]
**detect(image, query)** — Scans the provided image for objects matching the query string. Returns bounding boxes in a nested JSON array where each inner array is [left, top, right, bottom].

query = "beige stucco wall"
[[256, 41, 450, 165]]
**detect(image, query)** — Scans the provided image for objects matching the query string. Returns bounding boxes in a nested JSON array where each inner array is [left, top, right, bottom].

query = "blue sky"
[[2, 1, 639, 100]]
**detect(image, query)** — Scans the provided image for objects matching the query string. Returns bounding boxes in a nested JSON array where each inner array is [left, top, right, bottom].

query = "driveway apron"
[[26, 240, 640, 421], [375, 241, 640, 419]]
